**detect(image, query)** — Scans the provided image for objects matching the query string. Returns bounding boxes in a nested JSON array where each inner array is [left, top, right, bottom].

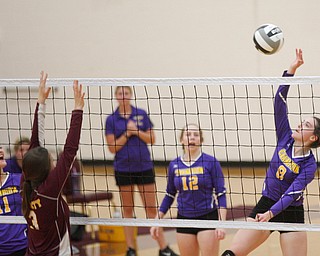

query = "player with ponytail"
[[21, 71, 84, 256]]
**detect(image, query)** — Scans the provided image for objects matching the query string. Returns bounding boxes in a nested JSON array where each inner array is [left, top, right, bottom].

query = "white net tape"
[[2, 216, 320, 232], [1, 76, 320, 87]]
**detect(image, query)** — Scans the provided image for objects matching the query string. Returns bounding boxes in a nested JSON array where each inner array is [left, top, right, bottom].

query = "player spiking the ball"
[[222, 49, 320, 256]]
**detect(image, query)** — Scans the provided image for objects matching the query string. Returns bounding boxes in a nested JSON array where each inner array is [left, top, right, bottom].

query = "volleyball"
[[253, 24, 284, 55]]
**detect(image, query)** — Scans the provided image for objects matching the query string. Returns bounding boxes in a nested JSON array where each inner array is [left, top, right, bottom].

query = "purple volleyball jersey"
[[0, 173, 27, 254], [262, 71, 317, 217], [3, 157, 22, 173], [22, 103, 83, 256], [160, 153, 226, 218], [105, 106, 154, 172]]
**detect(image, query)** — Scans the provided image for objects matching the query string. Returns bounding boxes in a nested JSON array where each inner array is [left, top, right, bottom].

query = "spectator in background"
[[4, 137, 30, 174]]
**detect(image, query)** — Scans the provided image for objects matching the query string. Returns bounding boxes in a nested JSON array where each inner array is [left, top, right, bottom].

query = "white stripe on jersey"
[[217, 190, 226, 197], [59, 228, 71, 256], [166, 192, 175, 199], [279, 92, 287, 104]]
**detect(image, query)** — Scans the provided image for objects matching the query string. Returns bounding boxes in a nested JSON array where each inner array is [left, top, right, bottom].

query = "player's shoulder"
[[303, 153, 317, 169], [3, 157, 16, 167], [169, 156, 182, 168], [201, 152, 217, 161], [133, 106, 147, 115], [106, 109, 120, 121], [5, 173, 22, 186], [200, 153, 222, 169], [10, 172, 22, 178]]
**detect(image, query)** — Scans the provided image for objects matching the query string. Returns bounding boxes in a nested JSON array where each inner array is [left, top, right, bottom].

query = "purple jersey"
[[105, 105, 153, 172], [160, 153, 226, 218], [3, 157, 22, 173], [262, 71, 317, 217], [0, 172, 27, 254], [22, 103, 83, 256]]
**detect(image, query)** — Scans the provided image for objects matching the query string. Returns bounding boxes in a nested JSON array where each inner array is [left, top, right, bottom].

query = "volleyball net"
[[1, 76, 320, 232]]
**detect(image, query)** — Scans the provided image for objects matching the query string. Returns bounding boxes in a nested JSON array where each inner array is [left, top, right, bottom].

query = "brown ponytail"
[[22, 180, 33, 219], [22, 147, 51, 219]]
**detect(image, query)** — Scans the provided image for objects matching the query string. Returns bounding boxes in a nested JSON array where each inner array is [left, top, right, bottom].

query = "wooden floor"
[[77, 229, 320, 256], [72, 165, 320, 256]]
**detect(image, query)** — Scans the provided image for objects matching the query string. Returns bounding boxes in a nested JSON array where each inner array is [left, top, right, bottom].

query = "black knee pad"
[[221, 250, 236, 256]]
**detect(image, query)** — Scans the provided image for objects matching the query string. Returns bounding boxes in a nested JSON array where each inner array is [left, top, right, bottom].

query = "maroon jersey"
[[22, 103, 83, 256]]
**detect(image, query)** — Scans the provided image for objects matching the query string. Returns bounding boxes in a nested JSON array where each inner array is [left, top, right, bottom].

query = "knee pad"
[[221, 250, 236, 256]]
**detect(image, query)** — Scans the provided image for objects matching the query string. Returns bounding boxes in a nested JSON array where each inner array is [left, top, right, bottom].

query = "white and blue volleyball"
[[253, 24, 284, 55]]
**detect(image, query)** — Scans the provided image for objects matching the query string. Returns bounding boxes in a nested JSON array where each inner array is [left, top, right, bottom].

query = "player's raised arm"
[[287, 48, 304, 75], [73, 80, 85, 111], [37, 71, 51, 104]]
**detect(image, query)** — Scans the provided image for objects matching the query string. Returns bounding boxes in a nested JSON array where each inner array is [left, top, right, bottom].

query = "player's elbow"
[[150, 133, 156, 145], [107, 145, 116, 154]]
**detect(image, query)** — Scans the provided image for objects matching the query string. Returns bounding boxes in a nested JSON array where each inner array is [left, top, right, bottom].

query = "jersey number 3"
[[29, 210, 39, 230]]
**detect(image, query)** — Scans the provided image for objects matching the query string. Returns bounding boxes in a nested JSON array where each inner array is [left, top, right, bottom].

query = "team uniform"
[[249, 71, 317, 226], [22, 103, 83, 256], [0, 172, 27, 255], [3, 157, 22, 173], [160, 152, 226, 234], [105, 105, 155, 185]]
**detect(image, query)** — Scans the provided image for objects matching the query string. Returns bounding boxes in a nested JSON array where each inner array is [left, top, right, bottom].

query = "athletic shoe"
[[159, 246, 179, 256], [126, 247, 137, 256]]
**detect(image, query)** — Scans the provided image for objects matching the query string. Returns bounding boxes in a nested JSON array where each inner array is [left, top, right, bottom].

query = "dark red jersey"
[[22, 103, 83, 256]]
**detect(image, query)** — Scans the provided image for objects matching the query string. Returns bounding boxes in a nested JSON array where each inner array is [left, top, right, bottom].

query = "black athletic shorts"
[[115, 169, 155, 186], [249, 196, 304, 233], [176, 210, 218, 235]]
